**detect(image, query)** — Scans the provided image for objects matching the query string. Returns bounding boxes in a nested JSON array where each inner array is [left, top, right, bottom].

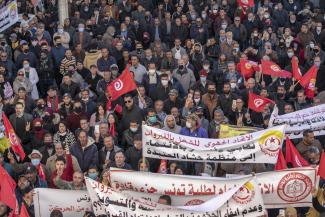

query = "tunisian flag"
[[248, 92, 275, 112], [275, 150, 287, 171], [239, 59, 259, 78], [291, 56, 302, 81], [2, 112, 25, 160], [19, 203, 30, 217], [107, 67, 137, 101], [0, 165, 18, 214], [237, 0, 254, 7], [318, 151, 325, 179], [285, 137, 309, 168], [261, 60, 292, 78], [299, 65, 318, 99]]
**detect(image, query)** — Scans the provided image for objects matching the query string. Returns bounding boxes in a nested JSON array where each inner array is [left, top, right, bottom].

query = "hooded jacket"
[[162, 115, 181, 134], [70, 139, 99, 172]]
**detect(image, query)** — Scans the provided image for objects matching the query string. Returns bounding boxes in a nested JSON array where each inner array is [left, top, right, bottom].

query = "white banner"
[[86, 177, 266, 217], [270, 104, 325, 139], [143, 125, 285, 163], [33, 188, 92, 217], [110, 167, 317, 208], [0, 0, 18, 33]]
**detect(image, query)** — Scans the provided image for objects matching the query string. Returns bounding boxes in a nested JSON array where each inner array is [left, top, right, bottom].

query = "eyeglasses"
[[1, 55, 6, 58], [124, 100, 132, 104]]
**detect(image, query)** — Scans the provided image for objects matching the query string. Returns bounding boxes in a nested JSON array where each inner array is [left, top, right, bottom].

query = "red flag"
[[19, 203, 30, 217], [318, 151, 325, 179], [31, 0, 39, 7], [237, 0, 254, 7], [239, 59, 259, 78], [0, 165, 17, 211], [248, 92, 275, 112], [157, 160, 167, 174], [2, 112, 25, 160], [285, 137, 309, 167], [299, 65, 318, 99], [275, 149, 287, 171], [261, 60, 292, 78], [107, 67, 137, 101], [291, 56, 302, 81]]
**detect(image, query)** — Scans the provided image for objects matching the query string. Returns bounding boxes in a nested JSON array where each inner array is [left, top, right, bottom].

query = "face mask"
[[23, 48, 29, 53], [148, 116, 157, 123], [202, 14, 207, 19], [200, 76, 207, 82], [194, 98, 200, 103], [148, 69, 155, 75], [178, 65, 184, 70], [88, 173, 98, 180], [58, 29, 64, 34], [37, 104, 44, 109], [315, 62, 320, 67], [130, 127, 138, 132], [310, 43, 314, 49], [78, 27, 84, 32], [82, 97, 89, 102], [31, 159, 41, 166], [317, 27, 322, 32], [203, 65, 209, 70], [186, 121, 192, 128], [23, 63, 29, 69], [32, 41, 38, 46], [264, 14, 270, 19], [34, 126, 42, 131], [43, 115, 51, 122], [230, 83, 237, 89], [221, 24, 227, 29], [161, 80, 168, 86], [226, 38, 232, 44], [287, 52, 294, 58], [74, 107, 82, 113], [234, 47, 239, 52]]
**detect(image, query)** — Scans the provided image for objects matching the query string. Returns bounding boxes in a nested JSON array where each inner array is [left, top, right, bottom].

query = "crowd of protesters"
[[0, 0, 325, 216]]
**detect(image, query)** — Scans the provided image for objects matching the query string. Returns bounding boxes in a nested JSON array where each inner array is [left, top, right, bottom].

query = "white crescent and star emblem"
[[114, 79, 124, 91], [254, 99, 264, 108]]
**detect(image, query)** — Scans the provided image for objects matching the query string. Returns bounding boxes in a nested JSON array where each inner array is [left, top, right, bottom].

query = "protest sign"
[[86, 177, 266, 217], [33, 188, 92, 217], [219, 124, 261, 138], [270, 104, 325, 139], [0, 0, 18, 33], [143, 125, 285, 163], [110, 167, 317, 208]]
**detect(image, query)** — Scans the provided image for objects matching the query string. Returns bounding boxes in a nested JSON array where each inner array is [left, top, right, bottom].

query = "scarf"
[[37, 164, 46, 181], [106, 98, 112, 111], [47, 95, 59, 112], [109, 124, 116, 137]]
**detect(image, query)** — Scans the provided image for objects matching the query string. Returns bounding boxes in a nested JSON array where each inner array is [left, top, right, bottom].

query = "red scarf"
[[106, 98, 112, 111], [109, 124, 116, 137], [37, 165, 46, 181], [47, 95, 59, 112]]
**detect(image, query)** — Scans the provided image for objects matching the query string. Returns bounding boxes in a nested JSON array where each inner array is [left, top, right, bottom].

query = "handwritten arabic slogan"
[[0, 0, 18, 32], [143, 125, 285, 163], [110, 167, 317, 208], [33, 188, 92, 217], [270, 104, 325, 139], [85, 177, 266, 217]]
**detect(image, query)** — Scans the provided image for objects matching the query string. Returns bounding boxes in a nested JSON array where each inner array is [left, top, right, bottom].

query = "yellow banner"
[[219, 124, 261, 138]]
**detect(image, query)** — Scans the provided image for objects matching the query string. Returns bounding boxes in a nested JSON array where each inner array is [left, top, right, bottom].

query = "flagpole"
[[141, 121, 146, 170]]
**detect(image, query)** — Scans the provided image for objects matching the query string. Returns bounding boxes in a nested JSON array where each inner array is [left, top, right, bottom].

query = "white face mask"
[[186, 121, 192, 128], [58, 28, 64, 34], [221, 24, 227, 29], [130, 127, 138, 132], [23, 63, 29, 69], [287, 52, 294, 58], [200, 76, 207, 82], [310, 43, 315, 49], [194, 98, 200, 103], [230, 83, 237, 89], [161, 80, 168, 86], [203, 65, 209, 70], [148, 69, 155, 75]]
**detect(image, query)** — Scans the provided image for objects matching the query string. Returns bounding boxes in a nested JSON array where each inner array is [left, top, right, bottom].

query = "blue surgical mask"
[[31, 159, 41, 166], [88, 173, 98, 180], [148, 116, 157, 123]]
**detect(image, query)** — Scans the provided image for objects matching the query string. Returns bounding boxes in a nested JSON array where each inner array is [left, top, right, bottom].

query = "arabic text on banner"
[[219, 124, 261, 138], [0, 1, 19, 33], [143, 125, 285, 163], [110, 167, 317, 208], [85, 177, 266, 217], [33, 188, 92, 217]]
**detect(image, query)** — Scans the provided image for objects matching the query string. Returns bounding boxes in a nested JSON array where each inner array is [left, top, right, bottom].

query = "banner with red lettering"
[[110, 167, 317, 208], [143, 125, 285, 164], [33, 188, 92, 217], [86, 177, 266, 217]]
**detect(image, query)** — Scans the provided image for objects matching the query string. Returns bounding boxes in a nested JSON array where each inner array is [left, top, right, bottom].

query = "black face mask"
[[178, 65, 184, 70], [277, 93, 284, 98], [74, 107, 82, 113], [43, 115, 51, 122], [23, 48, 29, 53], [34, 126, 42, 131], [56, 42, 62, 47]]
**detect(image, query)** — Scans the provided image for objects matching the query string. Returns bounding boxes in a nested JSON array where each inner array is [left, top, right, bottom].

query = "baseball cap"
[[169, 89, 178, 96], [25, 164, 37, 174], [28, 149, 43, 159], [63, 93, 71, 98], [110, 64, 118, 70]]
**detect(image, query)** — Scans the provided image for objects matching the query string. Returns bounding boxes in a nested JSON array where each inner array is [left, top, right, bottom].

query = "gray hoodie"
[[162, 115, 182, 134]]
